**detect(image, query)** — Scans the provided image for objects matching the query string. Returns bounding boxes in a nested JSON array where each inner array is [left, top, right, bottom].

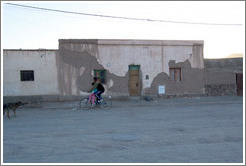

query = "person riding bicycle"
[[88, 77, 105, 102]]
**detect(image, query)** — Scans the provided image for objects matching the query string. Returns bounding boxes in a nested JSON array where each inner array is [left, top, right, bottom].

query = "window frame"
[[94, 70, 106, 84], [20, 70, 35, 81], [169, 68, 181, 82]]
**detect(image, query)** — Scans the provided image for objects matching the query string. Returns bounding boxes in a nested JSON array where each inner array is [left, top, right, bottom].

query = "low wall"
[[3, 95, 130, 103], [203, 58, 242, 96], [204, 84, 236, 96]]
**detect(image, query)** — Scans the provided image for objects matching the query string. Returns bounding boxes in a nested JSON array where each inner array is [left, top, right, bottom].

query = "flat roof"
[[3, 49, 58, 51], [59, 39, 204, 46]]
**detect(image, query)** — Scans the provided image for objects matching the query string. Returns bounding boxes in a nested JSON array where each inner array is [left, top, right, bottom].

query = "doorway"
[[129, 65, 141, 96], [236, 73, 243, 96]]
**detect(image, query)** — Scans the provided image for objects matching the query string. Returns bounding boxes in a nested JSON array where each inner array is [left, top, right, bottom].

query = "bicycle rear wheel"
[[100, 97, 112, 109], [79, 98, 91, 110]]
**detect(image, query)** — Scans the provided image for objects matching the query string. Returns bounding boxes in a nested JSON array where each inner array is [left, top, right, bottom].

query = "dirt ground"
[[2, 96, 244, 164]]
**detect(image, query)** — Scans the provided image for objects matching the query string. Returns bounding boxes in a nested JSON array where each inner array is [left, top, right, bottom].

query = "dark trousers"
[[94, 90, 103, 100]]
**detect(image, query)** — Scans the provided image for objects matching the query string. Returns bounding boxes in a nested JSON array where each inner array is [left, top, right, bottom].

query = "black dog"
[[3, 102, 23, 119]]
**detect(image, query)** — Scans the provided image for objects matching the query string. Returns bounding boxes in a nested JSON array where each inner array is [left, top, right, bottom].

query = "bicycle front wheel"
[[100, 97, 112, 109], [79, 98, 91, 110]]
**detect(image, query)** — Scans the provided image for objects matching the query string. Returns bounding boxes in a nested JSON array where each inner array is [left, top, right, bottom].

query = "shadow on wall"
[[59, 48, 129, 95], [58, 47, 237, 97]]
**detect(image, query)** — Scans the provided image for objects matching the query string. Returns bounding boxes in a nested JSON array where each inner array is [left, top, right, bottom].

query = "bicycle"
[[79, 94, 112, 110]]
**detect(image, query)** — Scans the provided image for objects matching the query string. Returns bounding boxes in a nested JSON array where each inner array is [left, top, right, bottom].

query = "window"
[[20, 70, 34, 81], [94, 70, 106, 84], [169, 68, 181, 82]]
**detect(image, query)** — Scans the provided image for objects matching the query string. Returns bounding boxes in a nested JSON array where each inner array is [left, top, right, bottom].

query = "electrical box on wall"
[[158, 85, 165, 94]]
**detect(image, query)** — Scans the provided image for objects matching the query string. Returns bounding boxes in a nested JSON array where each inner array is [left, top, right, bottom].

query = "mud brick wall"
[[205, 84, 236, 96], [203, 58, 243, 96]]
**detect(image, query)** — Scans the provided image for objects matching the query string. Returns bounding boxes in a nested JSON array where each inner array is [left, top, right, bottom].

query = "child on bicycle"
[[88, 77, 105, 102]]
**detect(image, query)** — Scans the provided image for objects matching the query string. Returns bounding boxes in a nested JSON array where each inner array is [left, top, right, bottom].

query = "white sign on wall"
[[158, 85, 165, 94]]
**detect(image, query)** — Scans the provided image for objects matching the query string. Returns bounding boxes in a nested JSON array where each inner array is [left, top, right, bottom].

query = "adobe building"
[[204, 58, 243, 96], [3, 39, 243, 102]]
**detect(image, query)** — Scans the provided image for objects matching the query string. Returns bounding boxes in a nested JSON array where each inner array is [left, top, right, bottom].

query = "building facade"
[[58, 39, 204, 98], [3, 49, 59, 98], [3, 39, 242, 102]]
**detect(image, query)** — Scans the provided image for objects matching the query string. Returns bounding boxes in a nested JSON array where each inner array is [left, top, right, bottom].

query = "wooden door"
[[129, 65, 140, 96], [236, 73, 243, 96]]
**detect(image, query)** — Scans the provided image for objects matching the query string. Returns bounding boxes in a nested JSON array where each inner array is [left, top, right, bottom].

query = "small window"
[[169, 68, 181, 82], [94, 70, 106, 84], [20, 70, 34, 81], [145, 75, 149, 80]]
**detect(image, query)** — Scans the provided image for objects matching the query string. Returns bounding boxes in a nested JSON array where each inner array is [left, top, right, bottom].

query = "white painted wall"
[[98, 45, 162, 89], [3, 40, 204, 97], [3, 50, 59, 96], [163, 46, 193, 74], [97, 40, 204, 90]]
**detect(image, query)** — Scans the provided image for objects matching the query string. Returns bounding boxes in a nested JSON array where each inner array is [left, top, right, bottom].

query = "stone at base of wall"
[[3, 90, 237, 103], [3, 95, 129, 103], [3, 94, 200, 103], [3, 95, 60, 104], [155, 94, 207, 99], [3, 95, 87, 103], [205, 84, 236, 96]]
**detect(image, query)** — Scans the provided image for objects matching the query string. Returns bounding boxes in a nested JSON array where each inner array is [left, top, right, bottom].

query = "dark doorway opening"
[[236, 73, 243, 96]]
